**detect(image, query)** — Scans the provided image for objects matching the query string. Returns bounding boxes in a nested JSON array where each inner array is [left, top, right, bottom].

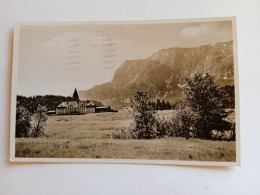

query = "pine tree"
[[156, 99, 161, 110], [166, 101, 171, 110], [162, 99, 166, 110]]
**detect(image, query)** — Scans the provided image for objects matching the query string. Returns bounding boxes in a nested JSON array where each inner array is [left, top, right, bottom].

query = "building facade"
[[56, 100, 106, 115]]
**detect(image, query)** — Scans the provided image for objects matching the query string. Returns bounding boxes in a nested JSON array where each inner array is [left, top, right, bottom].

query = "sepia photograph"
[[10, 17, 240, 166]]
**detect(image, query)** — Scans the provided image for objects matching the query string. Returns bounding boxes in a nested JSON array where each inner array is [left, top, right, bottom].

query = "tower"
[[73, 88, 79, 100]]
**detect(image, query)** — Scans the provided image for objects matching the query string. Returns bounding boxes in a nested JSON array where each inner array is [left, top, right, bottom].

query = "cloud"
[[180, 23, 232, 42]]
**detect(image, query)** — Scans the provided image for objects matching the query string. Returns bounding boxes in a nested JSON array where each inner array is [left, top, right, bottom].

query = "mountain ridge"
[[78, 41, 234, 109]]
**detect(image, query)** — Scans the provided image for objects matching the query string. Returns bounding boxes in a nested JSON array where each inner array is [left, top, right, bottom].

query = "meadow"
[[15, 111, 236, 161]]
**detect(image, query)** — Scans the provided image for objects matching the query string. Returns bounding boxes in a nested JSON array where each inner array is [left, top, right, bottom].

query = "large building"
[[56, 88, 107, 115]]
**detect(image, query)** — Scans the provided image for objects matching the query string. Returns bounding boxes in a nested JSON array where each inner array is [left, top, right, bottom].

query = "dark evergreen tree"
[[156, 99, 161, 110], [162, 99, 166, 110], [166, 101, 171, 110]]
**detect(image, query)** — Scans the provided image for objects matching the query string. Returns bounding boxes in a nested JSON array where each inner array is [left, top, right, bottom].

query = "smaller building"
[[47, 110, 56, 115], [95, 106, 108, 113]]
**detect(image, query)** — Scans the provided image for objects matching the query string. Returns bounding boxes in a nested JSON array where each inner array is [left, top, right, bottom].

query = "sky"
[[16, 20, 233, 96]]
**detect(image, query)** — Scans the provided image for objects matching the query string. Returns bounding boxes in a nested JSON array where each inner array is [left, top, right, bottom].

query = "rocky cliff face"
[[78, 41, 234, 109]]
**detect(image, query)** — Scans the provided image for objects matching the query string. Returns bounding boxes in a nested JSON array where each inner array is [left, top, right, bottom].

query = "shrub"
[[210, 129, 235, 141], [168, 100, 200, 138], [112, 126, 137, 139], [16, 106, 31, 138], [31, 105, 48, 137]]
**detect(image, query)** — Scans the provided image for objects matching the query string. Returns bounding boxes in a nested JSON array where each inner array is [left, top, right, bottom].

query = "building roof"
[[57, 100, 104, 108], [78, 101, 89, 106], [88, 100, 103, 107], [67, 101, 78, 107], [57, 102, 68, 108]]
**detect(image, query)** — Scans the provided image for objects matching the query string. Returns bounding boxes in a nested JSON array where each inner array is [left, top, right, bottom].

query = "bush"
[[31, 105, 48, 137], [172, 101, 201, 138], [210, 128, 235, 141], [16, 106, 31, 138]]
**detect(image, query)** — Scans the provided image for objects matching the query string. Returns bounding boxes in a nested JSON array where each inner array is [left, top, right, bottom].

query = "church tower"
[[73, 88, 79, 101]]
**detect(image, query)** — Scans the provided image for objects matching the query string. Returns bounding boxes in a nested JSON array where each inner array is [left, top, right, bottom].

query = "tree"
[[152, 101, 156, 110], [16, 106, 31, 138], [156, 99, 161, 110], [31, 105, 48, 137], [183, 73, 232, 139], [166, 101, 171, 110], [129, 91, 156, 139], [162, 99, 166, 110]]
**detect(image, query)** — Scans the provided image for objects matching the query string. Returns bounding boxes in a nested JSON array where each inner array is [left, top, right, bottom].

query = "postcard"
[[10, 17, 240, 166]]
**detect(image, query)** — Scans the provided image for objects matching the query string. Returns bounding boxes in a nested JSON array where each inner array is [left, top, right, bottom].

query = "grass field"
[[15, 111, 236, 161]]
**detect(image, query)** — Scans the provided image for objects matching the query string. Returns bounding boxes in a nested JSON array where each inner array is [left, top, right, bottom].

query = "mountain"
[[78, 41, 234, 109]]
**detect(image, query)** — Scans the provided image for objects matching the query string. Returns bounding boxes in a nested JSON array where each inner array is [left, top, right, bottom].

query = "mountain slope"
[[78, 41, 234, 109]]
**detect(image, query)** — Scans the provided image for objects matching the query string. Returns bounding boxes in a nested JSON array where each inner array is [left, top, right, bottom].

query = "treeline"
[[17, 95, 76, 114], [148, 99, 172, 110]]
